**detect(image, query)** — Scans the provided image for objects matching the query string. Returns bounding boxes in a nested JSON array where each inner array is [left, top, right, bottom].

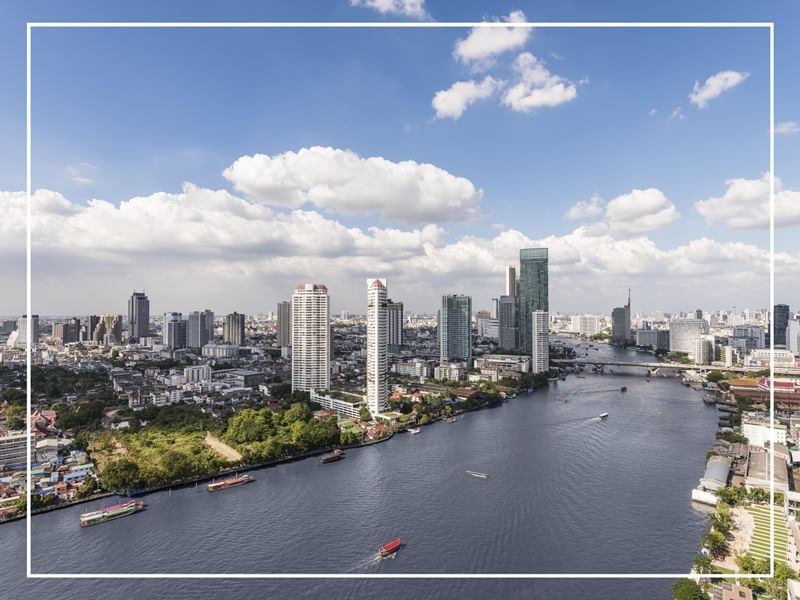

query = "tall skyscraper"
[[127, 291, 150, 342], [277, 301, 292, 348], [94, 314, 122, 345], [16, 315, 40, 348], [531, 311, 549, 374], [291, 284, 330, 393], [498, 295, 517, 351], [774, 304, 791, 347], [366, 279, 389, 415], [187, 310, 214, 350], [518, 248, 549, 353], [162, 312, 186, 350], [439, 294, 472, 363], [505, 264, 517, 297], [82, 315, 99, 342], [669, 318, 708, 357], [611, 290, 633, 345], [223, 312, 246, 346], [387, 299, 403, 351]]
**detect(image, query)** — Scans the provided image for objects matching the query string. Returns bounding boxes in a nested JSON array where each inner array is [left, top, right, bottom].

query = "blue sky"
[[0, 0, 798, 316]]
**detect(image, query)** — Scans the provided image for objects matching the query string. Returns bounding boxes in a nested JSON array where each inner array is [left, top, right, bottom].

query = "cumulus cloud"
[[689, 70, 749, 109], [0, 185, 791, 314], [350, 0, 428, 19], [432, 75, 503, 119], [222, 147, 482, 224], [604, 188, 680, 236], [501, 52, 578, 112], [453, 10, 530, 69], [775, 121, 800, 135], [564, 195, 604, 220], [694, 173, 800, 228]]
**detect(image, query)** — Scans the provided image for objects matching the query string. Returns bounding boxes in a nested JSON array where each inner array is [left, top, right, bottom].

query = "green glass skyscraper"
[[518, 248, 549, 353]]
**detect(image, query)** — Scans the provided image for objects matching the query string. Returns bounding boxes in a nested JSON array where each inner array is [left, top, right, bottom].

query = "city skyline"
[[1, 2, 798, 316]]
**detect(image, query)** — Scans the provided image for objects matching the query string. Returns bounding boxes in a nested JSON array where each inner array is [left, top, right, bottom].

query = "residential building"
[[742, 414, 788, 447], [127, 291, 150, 342], [187, 310, 214, 351], [694, 335, 715, 365], [611, 290, 632, 345], [202, 343, 239, 359], [53, 317, 80, 343], [14, 315, 39, 348], [93, 314, 122, 345], [439, 294, 472, 363], [387, 299, 403, 351], [531, 310, 549, 374], [518, 248, 548, 353], [0, 431, 28, 469], [477, 318, 499, 340], [183, 365, 212, 383], [223, 312, 246, 346], [505, 264, 517, 296], [498, 295, 517, 351], [277, 301, 292, 348], [162, 312, 186, 350], [775, 303, 791, 347], [366, 278, 389, 416], [788, 319, 800, 355], [635, 329, 670, 350], [434, 362, 466, 382], [291, 283, 331, 393]]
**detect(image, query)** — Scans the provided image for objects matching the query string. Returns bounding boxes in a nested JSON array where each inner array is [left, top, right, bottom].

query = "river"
[[3, 342, 717, 598]]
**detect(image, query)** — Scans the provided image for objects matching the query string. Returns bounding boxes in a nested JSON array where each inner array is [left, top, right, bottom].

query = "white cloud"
[[65, 163, 96, 185], [694, 173, 800, 228], [432, 75, 503, 119], [648, 108, 657, 116], [349, 0, 428, 19], [669, 106, 685, 120], [453, 10, 530, 69], [776, 121, 800, 135], [604, 188, 680, 236], [222, 146, 482, 224], [0, 185, 792, 314], [548, 51, 564, 61], [689, 70, 749, 109], [564, 195, 604, 220], [501, 52, 577, 112]]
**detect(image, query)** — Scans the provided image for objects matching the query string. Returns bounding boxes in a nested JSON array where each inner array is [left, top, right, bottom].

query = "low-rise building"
[[310, 390, 365, 420]]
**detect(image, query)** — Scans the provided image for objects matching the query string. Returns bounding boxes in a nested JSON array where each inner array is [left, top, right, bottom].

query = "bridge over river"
[[550, 358, 771, 375]]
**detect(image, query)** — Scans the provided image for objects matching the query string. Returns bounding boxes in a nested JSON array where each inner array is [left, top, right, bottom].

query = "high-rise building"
[[694, 335, 715, 365], [669, 318, 707, 357], [518, 248, 548, 353], [93, 314, 122, 345], [291, 284, 330, 393], [82, 315, 99, 342], [498, 295, 517, 351], [14, 315, 40, 348], [162, 312, 186, 350], [277, 301, 292, 348], [187, 310, 214, 350], [505, 264, 517, 297], [127, 291, 150, 342], [774, 304, 791, 347], [223, 312, 246, 346], [366, 279, 389, 416], [531, 311, 549, 374], [439, 294, 472, 363], [611, 290, 633, 345], [53, 317, 80, 343], [387, 299, 403, 351], [787, 320, 800, 356]]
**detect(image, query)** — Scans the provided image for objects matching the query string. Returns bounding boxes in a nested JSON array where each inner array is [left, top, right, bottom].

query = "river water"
[[3, 342, 717, 598]]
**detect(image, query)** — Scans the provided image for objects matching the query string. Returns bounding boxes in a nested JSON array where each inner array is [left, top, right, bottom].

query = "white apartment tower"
[[291, 284, 331, 393], [531, 311, 549, 374], [366, 278, 389, 416]]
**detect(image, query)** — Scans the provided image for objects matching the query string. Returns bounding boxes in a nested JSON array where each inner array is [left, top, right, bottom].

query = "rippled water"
[[3, 343, 716, 598]]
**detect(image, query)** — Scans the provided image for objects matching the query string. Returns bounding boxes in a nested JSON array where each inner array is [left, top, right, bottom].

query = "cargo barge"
[[79, 500, 145, 527]]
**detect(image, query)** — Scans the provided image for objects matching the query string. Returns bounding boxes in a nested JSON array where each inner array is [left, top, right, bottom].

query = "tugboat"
[[598, 412, 609, 420], [379, 538, 402, 558], [207, 474, 254, 492], [320, 448, 344, 464]]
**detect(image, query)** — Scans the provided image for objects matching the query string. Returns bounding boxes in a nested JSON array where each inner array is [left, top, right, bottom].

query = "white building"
[[742, 415, 787, 447], [310, 390, 364, 420], [694, 335, 715, 365], [392, 359, 433, 378], [531, 311, 549, 374], [202, 343, 239, 358], [0, 431, 29, 468], [366, 278, 388, 415], [183, 364, 211, 383], [746, 349, 797, 369], [292, 283, 331, 393], [570, 315, 601, 337], [788, 319, 800, 356], [434, 362, 466, 382], [669, 318, 707, 357], [477, 318, 499, 340]]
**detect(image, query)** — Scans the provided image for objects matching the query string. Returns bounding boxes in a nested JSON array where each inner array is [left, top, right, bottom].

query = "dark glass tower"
[[517, 248, 549, 353]]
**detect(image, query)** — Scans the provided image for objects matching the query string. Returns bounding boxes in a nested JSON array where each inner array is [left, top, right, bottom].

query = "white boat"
[[598, 412, 609, 419], [466, 471, 489, 480], [407, 427, 421, 434]]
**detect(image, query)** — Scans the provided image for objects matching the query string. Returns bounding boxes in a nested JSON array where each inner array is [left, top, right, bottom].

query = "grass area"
[[746, 505, 788, 564]]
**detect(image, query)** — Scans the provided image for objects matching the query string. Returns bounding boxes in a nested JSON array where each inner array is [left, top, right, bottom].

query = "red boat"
[[379, 538, 402, 558]]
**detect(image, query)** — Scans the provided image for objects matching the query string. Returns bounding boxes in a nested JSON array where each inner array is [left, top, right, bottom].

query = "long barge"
[[79, 500, 145, 527]]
